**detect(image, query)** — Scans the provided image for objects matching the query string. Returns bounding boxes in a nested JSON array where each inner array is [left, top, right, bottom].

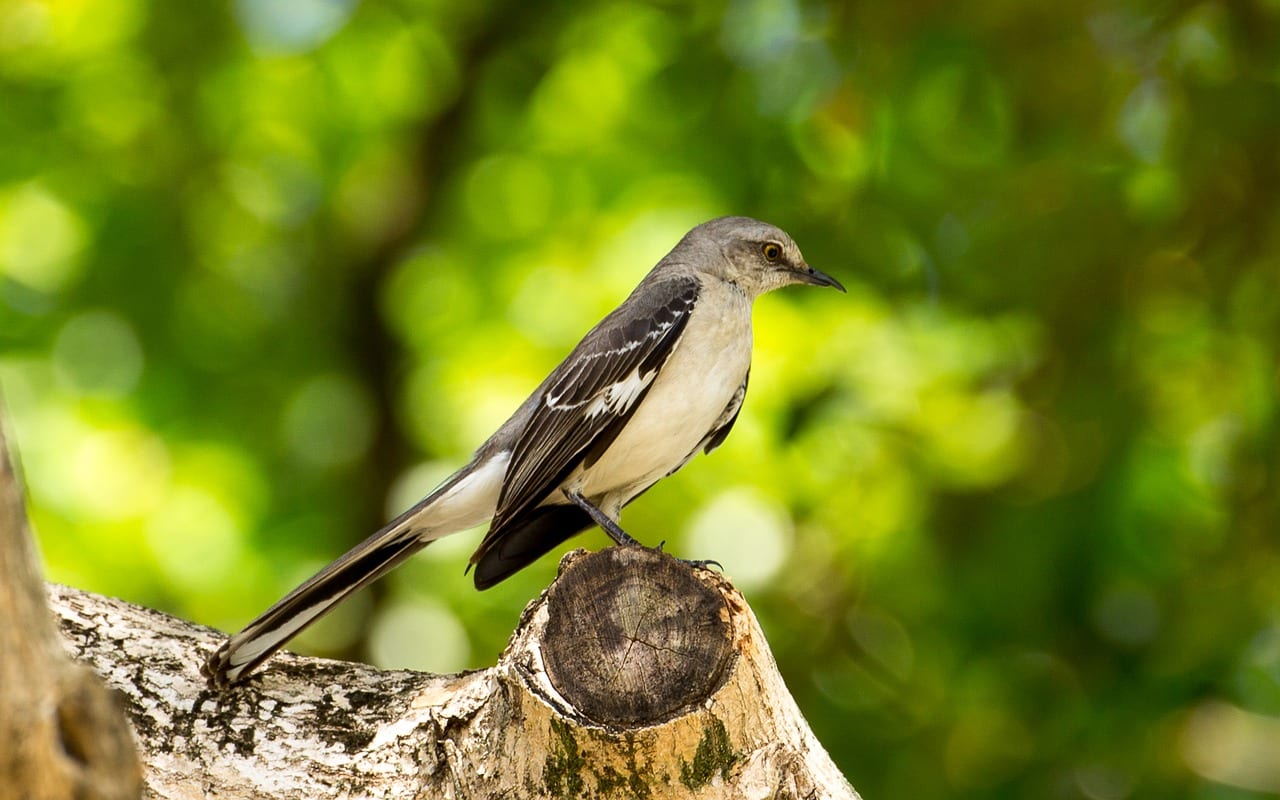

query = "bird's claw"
[[646, 540, 719, 572], [681, 557, 723, 573]]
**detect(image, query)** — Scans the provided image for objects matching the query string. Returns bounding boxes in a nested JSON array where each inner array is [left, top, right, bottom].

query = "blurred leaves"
[[2, 0, 1279, 798]]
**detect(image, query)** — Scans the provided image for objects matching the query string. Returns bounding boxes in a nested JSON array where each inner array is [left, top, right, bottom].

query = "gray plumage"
[[203, 215, 844, 687]]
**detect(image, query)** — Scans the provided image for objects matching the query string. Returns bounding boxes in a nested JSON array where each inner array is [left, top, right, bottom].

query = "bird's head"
[[676, 216, 845, 297]]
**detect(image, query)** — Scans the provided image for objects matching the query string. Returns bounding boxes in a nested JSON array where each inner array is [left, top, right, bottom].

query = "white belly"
[[571, 283, 753, 511]]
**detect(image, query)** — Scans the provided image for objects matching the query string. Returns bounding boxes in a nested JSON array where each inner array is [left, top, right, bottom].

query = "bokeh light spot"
[[530, 53, 628, 146], [0, 182, 88, 293], [1091, 582, 1161, 647], [145, 485, 245, 593], [1119, 79, 1174, 164], [234, 0, 356, 54], [0, 1, 51, 54], [463, 154, 554, 239], [908, 62, 1012, 168], [1181, 702, 1280, 794], [1073, 764, 1134, 800], [53, 310, 144, 397], [686, 488, 792, 591], [1124, 164, 1184, 222], [794, 114, 870, 185], [282, 373, 376, 470], [368, 599, 470, 674], [846, 607, 915, 679], [62, 55, 161, 150], [69, 425, 170, 521]]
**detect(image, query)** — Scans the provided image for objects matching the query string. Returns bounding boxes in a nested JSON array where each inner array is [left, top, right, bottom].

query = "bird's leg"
[[562, 489, 643, 547], [562, 490, 722, 572]]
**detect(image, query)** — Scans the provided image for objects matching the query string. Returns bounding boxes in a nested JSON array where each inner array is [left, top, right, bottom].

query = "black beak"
[[798, 265, 846, 292]]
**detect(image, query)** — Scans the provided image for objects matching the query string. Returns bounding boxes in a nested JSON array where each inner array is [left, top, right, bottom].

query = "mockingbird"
[[204, 215, 844, 686]]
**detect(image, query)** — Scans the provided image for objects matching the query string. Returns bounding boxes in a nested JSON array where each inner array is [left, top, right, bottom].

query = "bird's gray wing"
[[472, 275, 699, 559], [701, 369, 748, 455]]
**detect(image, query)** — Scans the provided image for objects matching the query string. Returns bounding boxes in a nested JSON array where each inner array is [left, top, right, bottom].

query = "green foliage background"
[[2, 0, 1278, 797]]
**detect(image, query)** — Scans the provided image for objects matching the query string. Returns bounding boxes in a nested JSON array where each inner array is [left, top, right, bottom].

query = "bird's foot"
[[653, 540, 722, 572], [562, 493, 722, 571], [679, 556, 724, 572]]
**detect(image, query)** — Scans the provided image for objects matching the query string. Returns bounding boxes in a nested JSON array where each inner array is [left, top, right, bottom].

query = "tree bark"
[[47, 545, 860, 799], [0, 424, 142, 800]]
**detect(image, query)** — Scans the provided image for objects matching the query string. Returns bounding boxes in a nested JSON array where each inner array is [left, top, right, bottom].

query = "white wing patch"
[[544, 341, 643, 410], [584, 367, 655, 419], [543, 316, 684, 412]]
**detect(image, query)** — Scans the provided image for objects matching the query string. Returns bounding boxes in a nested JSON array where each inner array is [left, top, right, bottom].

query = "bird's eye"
[[762, 242, 782, 262]]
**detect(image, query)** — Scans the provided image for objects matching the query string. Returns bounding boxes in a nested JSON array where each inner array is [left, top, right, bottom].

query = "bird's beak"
[[797, 264, 846, 292]]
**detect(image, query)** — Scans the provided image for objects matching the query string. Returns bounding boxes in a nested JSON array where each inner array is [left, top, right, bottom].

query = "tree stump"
[[541, 546, 734, 726]]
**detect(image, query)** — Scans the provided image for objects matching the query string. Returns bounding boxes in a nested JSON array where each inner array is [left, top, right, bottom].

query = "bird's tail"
[[202, 518, 430, 687], [203, 452, 508, 687]]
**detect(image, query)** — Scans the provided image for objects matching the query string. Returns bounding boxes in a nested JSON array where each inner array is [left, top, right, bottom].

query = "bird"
[[203, 215, 844, 687]]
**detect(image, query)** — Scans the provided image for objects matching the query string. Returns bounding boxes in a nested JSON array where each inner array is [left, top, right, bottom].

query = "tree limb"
[[49, 546, 860, 799]]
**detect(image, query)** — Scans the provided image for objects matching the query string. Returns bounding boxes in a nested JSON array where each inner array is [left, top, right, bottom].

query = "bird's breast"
[[573, 284, 753, 504]]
